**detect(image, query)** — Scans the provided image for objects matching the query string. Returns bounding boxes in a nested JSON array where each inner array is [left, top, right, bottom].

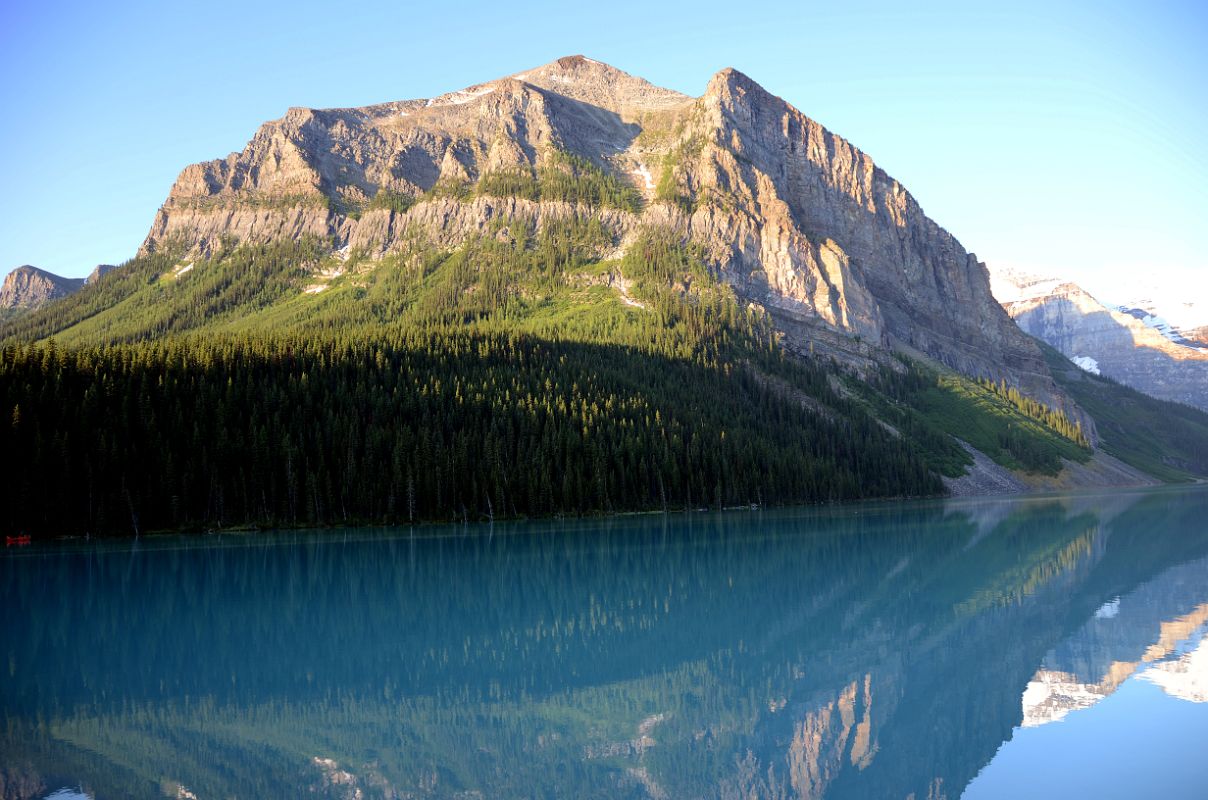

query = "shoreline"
[[18, 480, 1207, 546]]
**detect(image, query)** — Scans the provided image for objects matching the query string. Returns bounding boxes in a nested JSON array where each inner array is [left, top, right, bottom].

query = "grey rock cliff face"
[[676, 69, 1062, 408], [138, 56, 1078, 419], [0, 266, 84, 311], [142, 57, 684, 256]]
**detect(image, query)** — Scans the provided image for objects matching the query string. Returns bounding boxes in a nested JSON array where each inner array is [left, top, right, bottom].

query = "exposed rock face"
[[139, 56, 1076, 416], [141, 56, 688, 257], [86, 263, 116, 284], [1188, 326, 1208, 349], [0, 266, 84, 311], [677, 69, 1070, 411], [990, 267, 1208, 412]]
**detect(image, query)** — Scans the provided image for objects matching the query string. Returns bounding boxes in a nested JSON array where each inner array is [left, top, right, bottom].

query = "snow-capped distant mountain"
[[1110, 296, 1208, 351], [988, 266, 1208, 412]]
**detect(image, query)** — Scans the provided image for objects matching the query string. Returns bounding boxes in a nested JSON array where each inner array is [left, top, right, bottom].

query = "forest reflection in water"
[[2, 486, 1208, 799]]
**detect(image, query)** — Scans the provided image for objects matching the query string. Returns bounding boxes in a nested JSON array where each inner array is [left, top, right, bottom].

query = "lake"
[[3, 486, 1207, 799]]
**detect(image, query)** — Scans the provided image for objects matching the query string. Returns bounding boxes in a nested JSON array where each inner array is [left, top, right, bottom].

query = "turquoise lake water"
[[3, 486, 1207, 798]]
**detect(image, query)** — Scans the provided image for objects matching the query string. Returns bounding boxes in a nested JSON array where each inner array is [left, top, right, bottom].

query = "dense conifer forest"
[[0, 333, 945, 535]]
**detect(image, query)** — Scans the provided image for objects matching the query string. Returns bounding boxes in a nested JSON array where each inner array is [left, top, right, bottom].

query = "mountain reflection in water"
[[2, 487, 1207, 799]]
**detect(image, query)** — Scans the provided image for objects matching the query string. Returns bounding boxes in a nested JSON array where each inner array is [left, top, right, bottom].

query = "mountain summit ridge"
[[0, 265, 84, 312]]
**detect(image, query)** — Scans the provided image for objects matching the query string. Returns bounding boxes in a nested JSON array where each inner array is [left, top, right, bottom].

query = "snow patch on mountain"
[[987, 267, 1066, 305], [1071, 356, 1100, 375], [1111, 299, 1208, 351], [1101, 281, 1208, 350]]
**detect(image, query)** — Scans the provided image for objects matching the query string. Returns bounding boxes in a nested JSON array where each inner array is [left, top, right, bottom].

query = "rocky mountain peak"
[[510, 56, 691, 114], [132, 59, 1085, 424], [704, 66, 765, 101], [0, 266, 85, 311], [86, 263, 117, 284]]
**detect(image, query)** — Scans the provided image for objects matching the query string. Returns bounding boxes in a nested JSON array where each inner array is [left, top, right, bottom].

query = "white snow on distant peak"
[[1106, 283, 1208, 330], [1110, 296, 1208, 350], [424, 86, 495, 108], [989, 266, 1205, 338], [1138, 636, 1208, 704], [987, 266, 1071, 305], [450, 87, 495, 104]]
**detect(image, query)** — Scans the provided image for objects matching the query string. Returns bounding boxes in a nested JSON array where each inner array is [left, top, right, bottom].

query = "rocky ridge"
[[86, 263, 117, 284], [140, 55, 1078, 422], [0, 263, 117, 315], [0, 266, 84, 312]]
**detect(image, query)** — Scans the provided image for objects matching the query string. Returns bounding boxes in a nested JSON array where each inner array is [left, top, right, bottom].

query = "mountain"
[[1114, 303, 1203, 349], [989, 266, 1208, 412], [86, 263, 117, 284], [0, 265, 83, 314], [4, 57, 1208, 535], [122, 56, 1067, 412], [0, 263, 117, 321], [1111, 289, 1208, 350]]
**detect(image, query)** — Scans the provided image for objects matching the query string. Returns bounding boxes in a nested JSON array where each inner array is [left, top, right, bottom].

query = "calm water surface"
[[3, 487, 1208, 799]]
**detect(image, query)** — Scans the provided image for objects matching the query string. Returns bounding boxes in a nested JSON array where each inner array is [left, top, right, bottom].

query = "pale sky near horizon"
[[1, 0, 1204, 308]]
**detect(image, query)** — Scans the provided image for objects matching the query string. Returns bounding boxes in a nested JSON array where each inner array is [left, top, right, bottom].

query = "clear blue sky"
[[2, 0, 1205, 304]]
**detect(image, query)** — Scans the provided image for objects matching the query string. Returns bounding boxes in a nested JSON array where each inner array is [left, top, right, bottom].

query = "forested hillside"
[[1041, 341, 1208, 481], [4, 57, 1195, 536], [0, 229, 1098, 536], [0, 203, 1147, 536], [0, 222, 939, 535]]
